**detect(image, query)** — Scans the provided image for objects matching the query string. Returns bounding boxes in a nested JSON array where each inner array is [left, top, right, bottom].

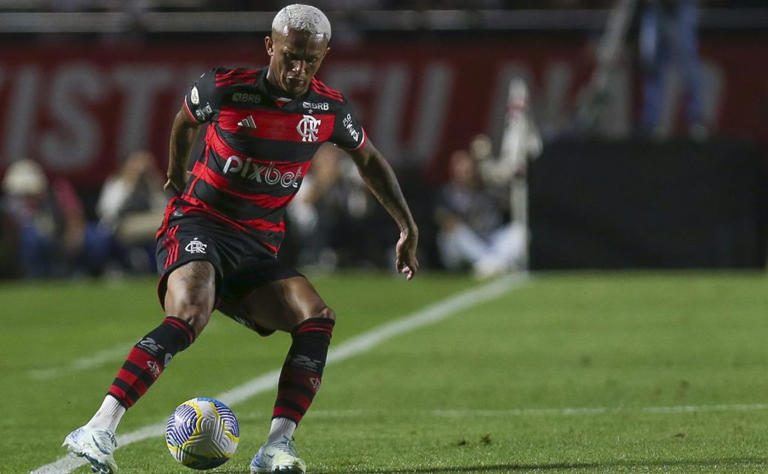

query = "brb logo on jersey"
[[296, 115, 321, 142], [223, 156, 303, 188]]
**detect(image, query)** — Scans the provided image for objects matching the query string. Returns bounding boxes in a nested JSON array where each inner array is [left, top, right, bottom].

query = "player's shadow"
[[310, 456, 768, 473]]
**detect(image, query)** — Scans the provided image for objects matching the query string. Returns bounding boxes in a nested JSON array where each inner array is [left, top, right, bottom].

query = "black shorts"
[[155, 211, 302, 335]]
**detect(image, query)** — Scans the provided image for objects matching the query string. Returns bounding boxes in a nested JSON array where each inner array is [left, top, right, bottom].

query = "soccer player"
[[62, 4, 419, 473]]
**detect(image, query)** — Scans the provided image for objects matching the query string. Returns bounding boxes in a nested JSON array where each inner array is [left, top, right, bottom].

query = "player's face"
[[265, 28, 329, 97]]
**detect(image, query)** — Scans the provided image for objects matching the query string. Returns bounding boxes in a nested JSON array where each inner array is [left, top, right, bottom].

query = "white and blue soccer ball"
[[166, 397, 240, 470]]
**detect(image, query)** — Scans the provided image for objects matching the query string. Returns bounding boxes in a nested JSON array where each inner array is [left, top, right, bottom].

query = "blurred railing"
[[0, 8, 766, 34]]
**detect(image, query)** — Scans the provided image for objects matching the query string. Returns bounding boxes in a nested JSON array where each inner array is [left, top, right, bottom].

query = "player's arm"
[[165, 108, 202, 195], [346, 140, 419, 280], [166, 68, 220, 194]]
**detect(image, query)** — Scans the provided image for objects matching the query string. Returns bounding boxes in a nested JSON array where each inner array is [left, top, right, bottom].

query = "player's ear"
[[265, 35, 274, 56]]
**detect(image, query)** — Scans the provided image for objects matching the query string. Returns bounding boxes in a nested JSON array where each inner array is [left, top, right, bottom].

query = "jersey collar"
[[258, 68, 305, 107]]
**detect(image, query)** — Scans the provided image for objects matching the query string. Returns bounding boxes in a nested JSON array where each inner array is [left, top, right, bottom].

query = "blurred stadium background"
[[7, 2, 768, 473], [0, 0, 766, 278]]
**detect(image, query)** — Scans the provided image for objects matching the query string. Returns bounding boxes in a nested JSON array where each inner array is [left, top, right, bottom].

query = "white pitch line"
[[28, 343, 133, 380], [432, 403, 768, 417], [237, 404, 768, 419], [31, 273, 526, 474]]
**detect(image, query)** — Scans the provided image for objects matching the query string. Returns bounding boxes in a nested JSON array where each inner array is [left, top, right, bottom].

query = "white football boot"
[[250, 435, 307, 473], [62, 426, 118, 473]]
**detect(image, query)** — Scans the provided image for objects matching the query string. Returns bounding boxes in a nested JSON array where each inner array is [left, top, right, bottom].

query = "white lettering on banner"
[[342, 63, 453, 165], [113, 66, 174, 159], [3, 66, 38, 165], [411, 63, 452, 160], [0, 54, 727, 178], [40, 64, 106, 171], [369, 64, 408, 163]]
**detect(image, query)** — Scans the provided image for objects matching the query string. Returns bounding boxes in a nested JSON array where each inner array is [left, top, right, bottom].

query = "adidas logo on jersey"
[[237, 116, 257, 129]]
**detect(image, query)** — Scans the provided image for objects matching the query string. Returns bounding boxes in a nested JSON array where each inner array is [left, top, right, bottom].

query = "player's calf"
[[253, 313, 335, 473], [108, 316, 197, 408], [273, 313, 335, 425]]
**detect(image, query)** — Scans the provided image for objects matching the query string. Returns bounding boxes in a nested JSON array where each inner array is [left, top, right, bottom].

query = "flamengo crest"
[[296, 114, 321, 142], [185, 238, 207, 254]]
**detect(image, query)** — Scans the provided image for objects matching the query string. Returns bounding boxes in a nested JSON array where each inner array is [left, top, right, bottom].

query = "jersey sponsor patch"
[[190, 86, 200, 105], [231, 91, 261, 104], [342, 113, 361, 144]]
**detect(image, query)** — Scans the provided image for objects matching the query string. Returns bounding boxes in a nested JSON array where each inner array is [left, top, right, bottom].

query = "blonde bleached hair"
[[272, 4, 332, 41]]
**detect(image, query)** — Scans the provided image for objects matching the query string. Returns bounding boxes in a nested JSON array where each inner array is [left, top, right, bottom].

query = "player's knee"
[[171, 303, 211, 336], [165, 289, 214, 335]]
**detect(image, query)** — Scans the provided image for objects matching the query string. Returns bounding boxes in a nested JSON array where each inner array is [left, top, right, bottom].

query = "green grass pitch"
[[3, 271, 768, 473]]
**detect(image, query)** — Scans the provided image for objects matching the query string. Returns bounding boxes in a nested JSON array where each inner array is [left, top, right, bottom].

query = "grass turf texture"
[[3, 271, 768, 473]]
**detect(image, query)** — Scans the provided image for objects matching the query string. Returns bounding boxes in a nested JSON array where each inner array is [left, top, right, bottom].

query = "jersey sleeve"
[[182, 68, 221, 124], [331, 99, 367, 151]]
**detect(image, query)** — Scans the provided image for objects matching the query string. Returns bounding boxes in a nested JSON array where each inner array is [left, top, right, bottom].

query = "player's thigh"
[[164, 260, 216, 335], [220, 276, 334, 333]]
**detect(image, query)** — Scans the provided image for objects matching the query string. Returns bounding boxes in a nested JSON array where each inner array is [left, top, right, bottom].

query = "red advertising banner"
[[0, 38, 766, 185]]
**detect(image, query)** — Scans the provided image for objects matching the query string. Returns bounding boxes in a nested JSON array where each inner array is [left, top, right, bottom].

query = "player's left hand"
[[395, 228, 419, 281]]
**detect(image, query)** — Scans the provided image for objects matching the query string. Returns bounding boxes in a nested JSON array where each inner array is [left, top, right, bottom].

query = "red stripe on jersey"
[[156, 197, 180, 240], [312, 82, 343, 99], [311, 86, 343, 102], [182, 97, 199, 122], [206, 127, 313, 171], [191, 161, 301, 209], [218, 108, 335, 143], [175, 199, 282, 255], [164, 226, 180, 268], [176, 199, 246, 232], [352, 128, 367, 151], [215, 69, 260, 81], [310, 78, 344, 101], [311, 77, 342, 95], [238, 217, 286, 234], [216, 78, 258, 88]]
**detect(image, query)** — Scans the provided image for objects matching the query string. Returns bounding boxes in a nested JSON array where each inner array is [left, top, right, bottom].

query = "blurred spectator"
[[287, 146, 343, 270], [434, 149, 526, 279], [97, 150, 166, 273], [2, 159, 113, 278], [286, 144, 382, 270], [639, 0, 706, 138]]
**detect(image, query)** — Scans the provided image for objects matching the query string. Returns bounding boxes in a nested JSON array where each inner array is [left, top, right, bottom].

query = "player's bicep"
[[183, 68, 221, 124]]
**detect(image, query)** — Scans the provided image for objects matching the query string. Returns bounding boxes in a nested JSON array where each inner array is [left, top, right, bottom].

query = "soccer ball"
[[166, 397, 240, 469]]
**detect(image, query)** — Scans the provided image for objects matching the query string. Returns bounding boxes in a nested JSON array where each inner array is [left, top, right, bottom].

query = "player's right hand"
[[395, 228, 419, 281]]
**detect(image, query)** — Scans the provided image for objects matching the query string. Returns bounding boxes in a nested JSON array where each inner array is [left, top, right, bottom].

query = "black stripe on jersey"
[[188, 182, 287, 224], [216, 128, 322, 164]]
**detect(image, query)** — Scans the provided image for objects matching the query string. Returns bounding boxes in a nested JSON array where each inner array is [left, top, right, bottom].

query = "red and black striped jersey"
[[173, 66, 367, 255]]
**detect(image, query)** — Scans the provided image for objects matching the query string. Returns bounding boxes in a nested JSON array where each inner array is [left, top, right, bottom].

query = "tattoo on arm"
[[351, 145, 417, 234]]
